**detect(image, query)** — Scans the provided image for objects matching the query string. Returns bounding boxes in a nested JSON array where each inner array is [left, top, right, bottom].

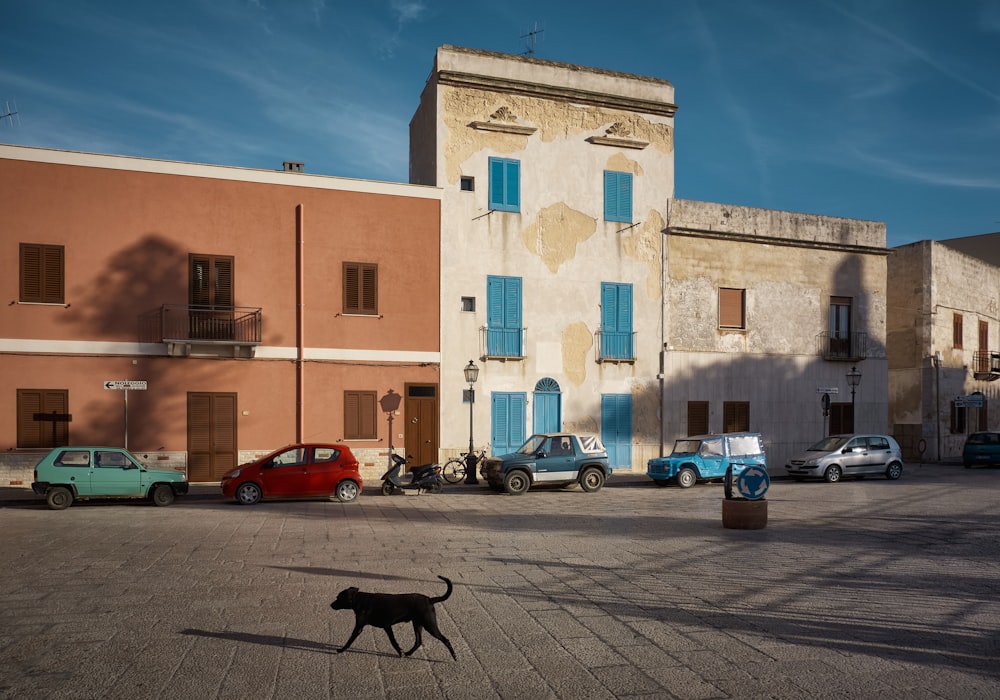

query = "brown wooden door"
[[404, 384, 438, 467], [187, 392, 238, 481]]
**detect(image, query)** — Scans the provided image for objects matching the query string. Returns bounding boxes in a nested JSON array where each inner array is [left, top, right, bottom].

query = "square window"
[[344, 390, 377, 440], [20, 243, 65, 304], [460, 176, 475, 191], [343, 262, 378, 315], [461, 296, 476, 312]]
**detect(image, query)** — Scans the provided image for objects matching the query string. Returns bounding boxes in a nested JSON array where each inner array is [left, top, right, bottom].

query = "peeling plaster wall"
[[415, 45, 675, 468], [664, 200, 890, 467]]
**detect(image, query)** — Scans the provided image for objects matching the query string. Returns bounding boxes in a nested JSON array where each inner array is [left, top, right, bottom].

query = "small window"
[[603, 171, 633, 223], [723, 401, 750, 433], [343, 262, 378, 315], [687, 401, 709, 436], [17, 388, 69, 448], [950, 401, 967, 434], [460, 176, 475, 191], [20, 243, 65, 304], [344, 390, 377, 440], [953, 313, 963, 349], [719, 288, 746, 329], [488, 157, 520, 212], [461, 296, 476, 312]]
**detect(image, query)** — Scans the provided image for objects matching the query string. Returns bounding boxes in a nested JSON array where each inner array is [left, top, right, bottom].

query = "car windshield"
[[516, 435, 550, 455], [807, 436, 849, 451], [671, 440, 703, 455]]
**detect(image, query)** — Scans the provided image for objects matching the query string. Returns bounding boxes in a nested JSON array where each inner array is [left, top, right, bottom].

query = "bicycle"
[[442, 447, 487, 484]]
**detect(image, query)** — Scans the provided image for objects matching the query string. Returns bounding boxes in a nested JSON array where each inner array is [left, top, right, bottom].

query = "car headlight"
[[224, 469, 241, 480]]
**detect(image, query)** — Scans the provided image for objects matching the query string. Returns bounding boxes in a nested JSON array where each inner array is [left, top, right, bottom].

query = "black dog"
[[330, 575, 456, 659]]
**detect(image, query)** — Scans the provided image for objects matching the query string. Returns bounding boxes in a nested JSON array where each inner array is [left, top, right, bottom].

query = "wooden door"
[[404, 385, 438, 467], [187, 392, 238, 481]]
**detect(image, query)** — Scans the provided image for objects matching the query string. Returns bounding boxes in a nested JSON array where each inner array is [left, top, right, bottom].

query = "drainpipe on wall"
[[296, 204, 305, 443], [934, 351, 942, 462], [660, 199, 671, 457]]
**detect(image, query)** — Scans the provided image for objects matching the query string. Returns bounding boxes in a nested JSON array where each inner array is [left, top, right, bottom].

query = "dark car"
[[963, 432, 1000, 468], [220, 444, 362, 504], [479, 433, 611, 495]]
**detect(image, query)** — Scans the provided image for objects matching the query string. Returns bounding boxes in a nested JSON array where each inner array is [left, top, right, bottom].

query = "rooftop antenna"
[[520, 22, 544, 55], [1, 99, 19, 127]]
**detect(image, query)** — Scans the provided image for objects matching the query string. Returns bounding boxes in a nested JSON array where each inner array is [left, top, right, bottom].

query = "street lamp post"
[[464, 360, 479, 485], [846, 365, 862, 432]]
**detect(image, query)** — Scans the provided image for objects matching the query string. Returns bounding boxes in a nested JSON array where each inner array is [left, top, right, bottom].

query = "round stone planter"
[[722, 498, 768, 529]]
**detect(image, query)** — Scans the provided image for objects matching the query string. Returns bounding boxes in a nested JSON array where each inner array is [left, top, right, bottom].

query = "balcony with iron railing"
[[595, 330, 636, 364], [479, 326, 525, 360], [156, 305, 262, 357], [973, 350, 1000, 381], [816, 331, 867, 362]]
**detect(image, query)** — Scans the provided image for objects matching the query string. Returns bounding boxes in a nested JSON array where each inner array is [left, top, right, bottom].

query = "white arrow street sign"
[[104, 380, 147, 390]]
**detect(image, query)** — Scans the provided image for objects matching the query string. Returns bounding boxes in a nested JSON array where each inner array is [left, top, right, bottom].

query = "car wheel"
[[335, 480, 360, 503], [46, 486, 73, 510], [676, 468, 697, 489], [824, 465, 842, 483], [503, 470, 530, 495], [885, 462, 903, 480], [579, 468, 605, 493], [380, 481, 395, 496], [151, 484, 175, 507], [235, 482, 262, 505]]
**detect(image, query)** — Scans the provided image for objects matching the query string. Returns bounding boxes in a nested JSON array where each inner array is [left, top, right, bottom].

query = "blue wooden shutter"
[[506, 159, 520, 211], [487, 276, 522, 356], [489, 158, 505, 210], [601, 282, 633, 359], [601, 394, 633, 469], [604, 171, 632, 223], [491, 392, 526, 456]]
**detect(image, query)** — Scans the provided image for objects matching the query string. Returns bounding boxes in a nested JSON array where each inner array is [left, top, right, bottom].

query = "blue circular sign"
[[737, 466, 770, 500]]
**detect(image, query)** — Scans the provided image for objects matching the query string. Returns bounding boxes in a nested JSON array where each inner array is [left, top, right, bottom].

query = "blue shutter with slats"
[[489, 157, 520, 212], [601, 394, 633, 469], [487, 275, 522, 356], [491, 392, 526, 456], [600, 282, 633, 359], [603, 171, 632, 223]]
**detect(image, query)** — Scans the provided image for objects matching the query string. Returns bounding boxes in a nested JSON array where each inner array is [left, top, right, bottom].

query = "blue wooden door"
[[601, 394, 632, 470], [532, 378, 562, 434], [491, 392, 526, 456]]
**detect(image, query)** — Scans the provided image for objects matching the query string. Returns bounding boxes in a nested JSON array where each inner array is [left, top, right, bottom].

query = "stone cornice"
[[438, 70, 678, 117], [667, 226, 891, 256]]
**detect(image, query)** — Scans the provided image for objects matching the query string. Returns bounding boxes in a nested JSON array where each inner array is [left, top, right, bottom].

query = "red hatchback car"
[[220, 444, 362, 505]]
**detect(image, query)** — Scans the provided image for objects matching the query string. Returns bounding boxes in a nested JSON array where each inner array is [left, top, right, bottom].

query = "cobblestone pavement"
[[1, 464, 998, 699]]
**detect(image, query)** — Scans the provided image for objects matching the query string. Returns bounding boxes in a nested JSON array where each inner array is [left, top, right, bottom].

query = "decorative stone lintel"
[[470, 121, 537, 135], [586, 135, 649, 150]]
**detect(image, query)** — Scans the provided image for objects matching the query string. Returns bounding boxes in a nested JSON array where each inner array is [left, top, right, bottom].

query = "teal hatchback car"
[[647, 433, 767, 488], [31, 446, 189, 510], [963, 432, 1000, 468]]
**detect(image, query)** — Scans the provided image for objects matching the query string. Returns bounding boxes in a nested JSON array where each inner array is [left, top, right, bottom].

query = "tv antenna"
[[1, 99, 19, 127], [520, 22, 544, 55]]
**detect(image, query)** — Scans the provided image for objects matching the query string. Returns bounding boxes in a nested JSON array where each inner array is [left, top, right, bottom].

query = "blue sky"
[[2, 0, 998, 247]]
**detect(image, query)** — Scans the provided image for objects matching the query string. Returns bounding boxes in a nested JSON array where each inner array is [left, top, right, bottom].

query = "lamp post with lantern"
[[846, 365, 862, 431], [463, 360, 479, 485]]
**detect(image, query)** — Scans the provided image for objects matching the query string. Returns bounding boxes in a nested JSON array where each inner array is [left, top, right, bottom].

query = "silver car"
[[785, 434, 903, 483]]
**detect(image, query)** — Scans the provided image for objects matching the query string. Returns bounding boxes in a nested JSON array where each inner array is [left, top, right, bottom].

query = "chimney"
[[283, 161, 304, 172]]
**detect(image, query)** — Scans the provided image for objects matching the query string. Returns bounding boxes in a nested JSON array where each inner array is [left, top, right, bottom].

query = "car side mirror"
[[536, 450, 547, 458]]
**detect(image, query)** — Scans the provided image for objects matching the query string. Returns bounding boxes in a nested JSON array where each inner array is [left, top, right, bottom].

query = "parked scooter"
[[380, 453, 445, 495]]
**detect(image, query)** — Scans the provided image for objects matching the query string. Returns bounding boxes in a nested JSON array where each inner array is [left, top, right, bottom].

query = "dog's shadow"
[[180, 628, 394, 657]]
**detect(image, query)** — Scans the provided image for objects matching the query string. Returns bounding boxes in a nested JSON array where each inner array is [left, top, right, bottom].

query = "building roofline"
[[0, 143, 442, 200]]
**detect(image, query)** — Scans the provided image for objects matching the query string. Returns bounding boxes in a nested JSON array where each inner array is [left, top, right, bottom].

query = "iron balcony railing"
[[595, 330, 636, 363], [973, 350, 1000, 380], [817, 331, 867, 362], [480, 326, 525, 359], [160, 305, 262, 345]]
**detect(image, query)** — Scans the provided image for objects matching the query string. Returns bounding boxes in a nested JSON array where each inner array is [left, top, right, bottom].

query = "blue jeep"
[[647, 433, 767, 488]]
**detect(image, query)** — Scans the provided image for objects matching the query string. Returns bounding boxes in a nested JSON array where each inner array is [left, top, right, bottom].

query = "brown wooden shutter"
[[343, 263, 377, 315], [215, 257, 234, 307], [719, 288, 744, 329], [20, 244, 64, 304], [687, 401, 709, 436], [953, 313, 963, 349], [723, 401, 750, 433], [190, 254, 234, 307], [17, 389, 68, 448], [344, 391, 376, 439], [979, 320, 988, 352]]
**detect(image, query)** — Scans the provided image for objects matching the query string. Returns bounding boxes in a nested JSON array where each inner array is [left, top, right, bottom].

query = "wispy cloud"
[[847, 145, 1000, 191], [379, 0, 427, 58], [825, 0, 1000, 105]]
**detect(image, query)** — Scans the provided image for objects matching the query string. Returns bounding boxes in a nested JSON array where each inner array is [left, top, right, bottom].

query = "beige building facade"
[[411, 45, 890, 472], [888, 240, 1000, 462]]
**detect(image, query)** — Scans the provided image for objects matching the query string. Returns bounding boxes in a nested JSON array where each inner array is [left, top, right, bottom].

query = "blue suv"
[[647, 433, 767, 488]]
